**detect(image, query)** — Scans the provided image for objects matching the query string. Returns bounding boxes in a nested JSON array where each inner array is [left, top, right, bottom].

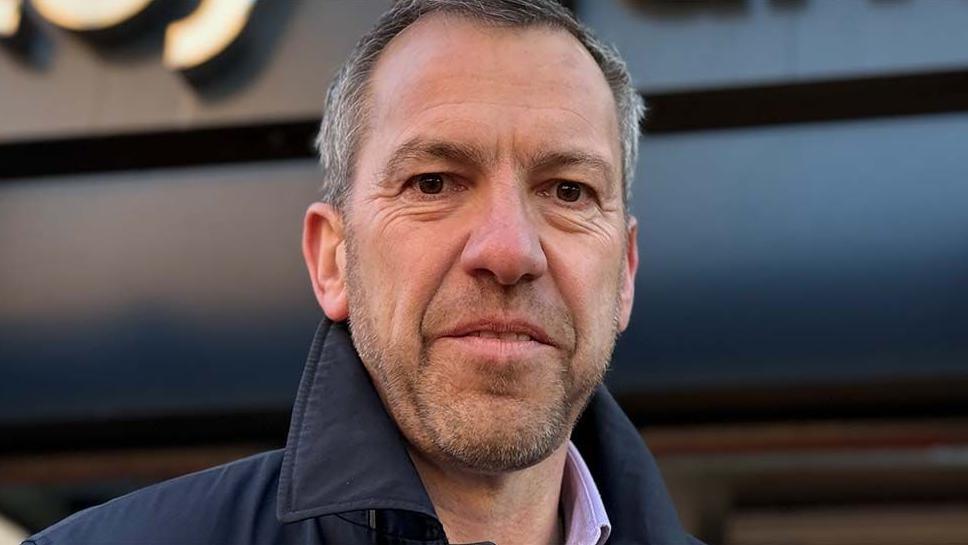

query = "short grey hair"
[[316, 0, 645, 211]]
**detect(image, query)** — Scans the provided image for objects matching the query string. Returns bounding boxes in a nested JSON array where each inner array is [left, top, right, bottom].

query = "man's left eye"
[[555, 181, 583, 203]]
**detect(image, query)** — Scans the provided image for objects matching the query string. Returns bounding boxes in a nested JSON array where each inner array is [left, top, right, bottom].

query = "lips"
[[466, 331, 534, 342], [437, 319, 556, 347]]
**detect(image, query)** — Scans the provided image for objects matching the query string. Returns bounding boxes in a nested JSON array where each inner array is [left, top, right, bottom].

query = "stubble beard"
[[344, 234, 619, 474]]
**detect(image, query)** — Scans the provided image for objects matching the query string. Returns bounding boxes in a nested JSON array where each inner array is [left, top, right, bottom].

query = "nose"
[[460, 189, 548, 285]]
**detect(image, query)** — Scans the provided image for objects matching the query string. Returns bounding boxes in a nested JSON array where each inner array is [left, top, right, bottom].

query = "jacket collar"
[[277, 319, 438, 524], [277, 319, 690, 544]]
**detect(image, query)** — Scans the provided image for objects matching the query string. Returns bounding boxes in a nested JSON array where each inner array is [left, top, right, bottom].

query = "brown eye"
[[416, 173, 444, 194], [556, 181, 582, 203]]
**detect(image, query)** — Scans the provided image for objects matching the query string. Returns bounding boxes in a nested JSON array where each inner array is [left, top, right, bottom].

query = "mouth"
[[438, 319, 557, 348], [464, 331, 536, 342]]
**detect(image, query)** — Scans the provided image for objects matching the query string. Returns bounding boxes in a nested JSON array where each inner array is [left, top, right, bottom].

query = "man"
[[26, 1, 703, 544]]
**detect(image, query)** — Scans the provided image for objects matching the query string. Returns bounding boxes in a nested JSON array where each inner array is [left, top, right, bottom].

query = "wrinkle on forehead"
[[384, 99, 611, 158]]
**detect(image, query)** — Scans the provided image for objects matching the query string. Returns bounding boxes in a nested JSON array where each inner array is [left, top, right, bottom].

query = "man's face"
[[327, 16, 637, 473]]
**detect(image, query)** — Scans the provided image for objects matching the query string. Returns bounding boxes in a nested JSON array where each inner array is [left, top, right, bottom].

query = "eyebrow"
[[527, 149, 616, 195], [378, 137, 494, 185]]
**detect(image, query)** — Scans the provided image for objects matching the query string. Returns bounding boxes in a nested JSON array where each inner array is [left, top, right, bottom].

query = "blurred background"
[[2, 0, 967, 543]]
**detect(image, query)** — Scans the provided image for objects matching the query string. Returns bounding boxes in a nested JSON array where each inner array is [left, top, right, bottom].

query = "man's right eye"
[[415, 173, 444, 194]]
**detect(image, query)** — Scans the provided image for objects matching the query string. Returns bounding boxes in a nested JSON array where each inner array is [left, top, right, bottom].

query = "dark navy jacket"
[[27, 320, 703, 544]]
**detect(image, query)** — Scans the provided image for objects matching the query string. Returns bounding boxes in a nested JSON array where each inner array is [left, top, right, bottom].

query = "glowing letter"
[[163, 0, 257, 71], [0, 0, 22, 38], [31, 0, 155, 31]]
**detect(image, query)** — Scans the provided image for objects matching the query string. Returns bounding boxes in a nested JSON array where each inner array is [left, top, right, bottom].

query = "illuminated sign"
[[164, 0, 257, 71], [1, 0, 257, 72], [31, 0, 154, 31], [0, 0, 22, 38]]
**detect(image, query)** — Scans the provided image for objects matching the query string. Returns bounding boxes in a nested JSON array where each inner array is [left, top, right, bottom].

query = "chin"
[[416, 381, 572, 473]]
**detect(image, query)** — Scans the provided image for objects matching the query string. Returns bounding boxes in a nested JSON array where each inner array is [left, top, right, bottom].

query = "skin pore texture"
[[302, 14, 639, 545]]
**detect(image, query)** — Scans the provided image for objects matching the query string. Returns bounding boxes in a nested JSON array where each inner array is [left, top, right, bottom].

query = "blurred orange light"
[[164, 0, 257, 71], [31, 0, 154, 31], [0, 0, 22, 38]]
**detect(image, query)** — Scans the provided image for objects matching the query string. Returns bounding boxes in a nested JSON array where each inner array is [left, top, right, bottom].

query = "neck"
[[409, 443, 569, 545]]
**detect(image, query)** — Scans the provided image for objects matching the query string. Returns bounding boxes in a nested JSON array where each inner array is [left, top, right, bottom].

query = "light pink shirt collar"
[[561, 441, 611, 545]]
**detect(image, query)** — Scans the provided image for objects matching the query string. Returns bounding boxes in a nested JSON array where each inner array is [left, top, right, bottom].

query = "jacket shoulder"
[[25, 449, 288, 545]]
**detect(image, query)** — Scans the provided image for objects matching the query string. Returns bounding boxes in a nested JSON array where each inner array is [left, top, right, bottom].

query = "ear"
[[302, 202, 349, 322], [617, 216, 639, 332]]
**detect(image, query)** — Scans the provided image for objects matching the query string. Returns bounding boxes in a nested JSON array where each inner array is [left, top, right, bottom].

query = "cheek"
[[543, 232, 624, 340], [357, 219, 464, 341]]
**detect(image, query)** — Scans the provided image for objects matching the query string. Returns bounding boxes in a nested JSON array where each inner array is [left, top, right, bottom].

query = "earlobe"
[[617, 217, 639, 332], [302, 202, 349, 322]]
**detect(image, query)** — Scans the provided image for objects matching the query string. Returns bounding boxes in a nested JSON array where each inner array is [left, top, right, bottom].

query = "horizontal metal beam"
[[643, 68, 968, 133], [0, 120, 319, 179]]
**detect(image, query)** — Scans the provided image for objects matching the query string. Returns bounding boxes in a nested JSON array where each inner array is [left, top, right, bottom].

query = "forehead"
[[362, 14, 620, 172]]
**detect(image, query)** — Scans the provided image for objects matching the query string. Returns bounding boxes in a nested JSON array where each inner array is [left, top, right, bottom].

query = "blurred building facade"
[[2, 1, 968, 542]]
